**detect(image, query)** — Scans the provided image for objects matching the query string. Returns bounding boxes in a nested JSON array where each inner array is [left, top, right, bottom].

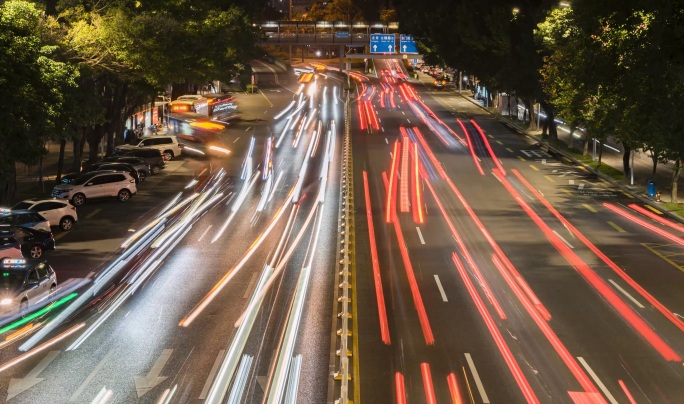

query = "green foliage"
[[301, 0, 362, 21]]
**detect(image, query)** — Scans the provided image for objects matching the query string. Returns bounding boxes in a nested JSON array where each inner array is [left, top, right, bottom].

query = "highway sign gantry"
[[370, 34, 395, 54], [399, 34, 418, 54]]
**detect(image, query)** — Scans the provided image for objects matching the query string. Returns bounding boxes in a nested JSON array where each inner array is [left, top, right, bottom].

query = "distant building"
[[269, 0, 318, 17]]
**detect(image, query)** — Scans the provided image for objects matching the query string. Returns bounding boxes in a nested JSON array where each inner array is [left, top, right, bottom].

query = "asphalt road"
[[0, 75, 344, 403], [353, 60, 684, 403]]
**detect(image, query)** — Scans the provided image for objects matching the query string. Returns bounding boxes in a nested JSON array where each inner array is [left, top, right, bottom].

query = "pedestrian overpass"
[[256, 21, 421, 71]]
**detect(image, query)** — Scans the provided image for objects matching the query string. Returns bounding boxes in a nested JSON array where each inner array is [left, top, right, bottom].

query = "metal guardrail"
[[333, 89, 354, 403]]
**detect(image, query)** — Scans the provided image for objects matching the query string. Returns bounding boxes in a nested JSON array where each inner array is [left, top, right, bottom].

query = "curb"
[[457, 92, 684, 225]]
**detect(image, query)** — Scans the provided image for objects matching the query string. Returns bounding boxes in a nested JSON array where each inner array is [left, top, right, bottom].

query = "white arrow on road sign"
[[7, 351, 60, 400], [388, 44, 394, 52], [373, 44, 377, 51], [403, 45, 407, 52], [134, 349, 173, 398]]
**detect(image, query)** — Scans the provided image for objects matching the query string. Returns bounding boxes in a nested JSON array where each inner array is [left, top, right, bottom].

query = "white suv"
[[116, 135, 182, 161], [52, 171, 137, 206], [12, 198, 79, 231]]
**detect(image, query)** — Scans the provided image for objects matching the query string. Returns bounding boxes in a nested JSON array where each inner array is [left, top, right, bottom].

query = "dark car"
[[0, 226, 55, 259], [113, 147, 165, 174], [102, 156, 151, 178], [87, 162, 142, 183]]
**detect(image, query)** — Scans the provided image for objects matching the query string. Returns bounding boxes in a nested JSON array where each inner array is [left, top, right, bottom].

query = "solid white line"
[[434, 275, 448, 302], [577, 357, 619, 404], [552, 230, 574, 249], [465, 353, 490, 403], [199, 350, 226, 400], [70, 349, 115, 401], [416, 227, 425, 244], [197, 225, 213, 242], [243, 272, 259, 299], [608, 279, 645, 308]]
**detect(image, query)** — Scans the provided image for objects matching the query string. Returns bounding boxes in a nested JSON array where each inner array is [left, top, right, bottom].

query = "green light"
[[2, 273, 8, 277], [0, 292, 78, 336]]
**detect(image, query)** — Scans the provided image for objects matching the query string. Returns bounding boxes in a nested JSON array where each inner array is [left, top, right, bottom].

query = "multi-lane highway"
[[353, 59, 684, 403], [0, 74, 345, 403], [1, 57, 684, 404]]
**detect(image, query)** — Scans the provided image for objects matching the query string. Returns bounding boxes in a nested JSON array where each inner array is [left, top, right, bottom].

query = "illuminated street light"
[[560, 1, 571, 7]]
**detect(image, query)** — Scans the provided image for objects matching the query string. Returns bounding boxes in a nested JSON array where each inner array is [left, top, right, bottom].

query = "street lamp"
[[559, 1, 571, 7]]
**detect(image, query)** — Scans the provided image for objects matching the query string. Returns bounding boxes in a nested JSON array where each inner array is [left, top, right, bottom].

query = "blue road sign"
[[399, 34, 418, 54], [370, 34, 395, 54], [335, 31, 350, 39]]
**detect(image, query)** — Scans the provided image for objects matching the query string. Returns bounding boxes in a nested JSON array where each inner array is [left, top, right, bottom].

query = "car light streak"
[[494, 170, 681, 362], [317, 131, 332, 203], [310, 128, 321, 158], [156, 192, 182, 218], [257, 176, 273, 212], [209, 145, 232, 155], [263, 136, 273, 180], [363, 101, 373, 129], [283, 354, 302, 403], [266, 205, 324, 403], [628, 203, 684, 232], [288, 112, 302, 131], [185, 179, 198, 189], [457, 119, 484, 175], [3, 322, 84, 373], [225, 355, 252, 404], [414, 97, 464, 143], [268, 171, 284, 203], [386, 141, 400, 223], [181, 188, 294, 327], [152, 191, 222, 248], [292, 131, 317, 203], [389, 89, 396, 109], [212, 175, 259, 243], [0, 292, 77, 337], [357, 100, 367, 130], [452, 253, 540, 403], [274, 100, 296, 120], [512, 170, 684, 333], [363, 171, 391, 344], [395, 372, 406, 404], [182, 145, 205, 155], [447, 373, 464, 404], [232, 203, 318, 328], [618, 380, 637, 404], [399, 137, 411, 213], [411, 143, 424, 224], [276, 116, 292, 149], [421, 363, 437, 404], [423, 180, 507, 319], [604, 203, 684, 245], [470, 119, 506, 176]]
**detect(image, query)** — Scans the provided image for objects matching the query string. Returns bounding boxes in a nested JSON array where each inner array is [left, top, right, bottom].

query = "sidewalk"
[[447, 83, 684, 220]]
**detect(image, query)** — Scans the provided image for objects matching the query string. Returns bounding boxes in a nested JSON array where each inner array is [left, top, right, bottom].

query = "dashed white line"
[[434, 275, 448, 302], [199, 350, 226, 400], [406, 119, 411, 124], [577, 357, 619, 404], [464, 353, 490, 403], [197, 225, 213, 242], [245, 127, 251, 132], [552, 230, 574, 249], [416, 227, 425, 244], [233, 137, 240, 143], [385, 138, 389, 144], [608, 279, 645, 308]]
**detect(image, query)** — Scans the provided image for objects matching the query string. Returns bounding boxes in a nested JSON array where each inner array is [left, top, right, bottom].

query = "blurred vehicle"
[[115, 135, 182, 161], [0, 258, 57, 317], [88, 162, 142, 183], [102, 156, 151, 177], [0, 234, 22, 259], [0, 226, 55, 259], [0, 210, 51, 232], [11, 198, 78, 231], [433, 79, 446, 89], [52, 171, 137, 206], [113, 148, 165, 174]]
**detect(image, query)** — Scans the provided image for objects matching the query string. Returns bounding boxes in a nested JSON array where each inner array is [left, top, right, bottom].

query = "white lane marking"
[[245, 127, 251, 132], [199, 350, 226, 399], [233, 137, 240, 143], [406, 119, 411, 124], [70, 349, 115, 401], [465, 353, 490, 403], [552, 230, 574, 249], [434, 275, 448, 302], [134, 349, 173, 398], [402, 111, 405, 115], [7, 351, 60, 400], [381, 126, 385, 132], [243, 272, 259, 299], [569, 179, 575, 185], [579, 182, 585, 190], [542, 158, 547, 164], [675, 313, 684, 320], [197, 225, 213, 242], [385, 138, 389, 144], [416, 227, 425, 244], [608, 279, 645, 308], [577, 357, 619, 404]]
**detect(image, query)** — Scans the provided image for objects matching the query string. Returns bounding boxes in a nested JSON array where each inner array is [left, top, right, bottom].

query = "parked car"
[[52, 171, 137, 206], [87, 162, 142, 183], [0, 226, 55, 259], [0, 210, 51, 232], [101, 156, 151, 178], [0, 258, 57, 317], [11, 198, 78, 231], [113, 147, 165, 174], [0, 234, 22, 259], [115, 135, 182, 161]]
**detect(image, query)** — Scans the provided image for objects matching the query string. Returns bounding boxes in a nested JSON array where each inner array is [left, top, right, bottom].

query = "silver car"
[[0, 258, 57, 317]]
